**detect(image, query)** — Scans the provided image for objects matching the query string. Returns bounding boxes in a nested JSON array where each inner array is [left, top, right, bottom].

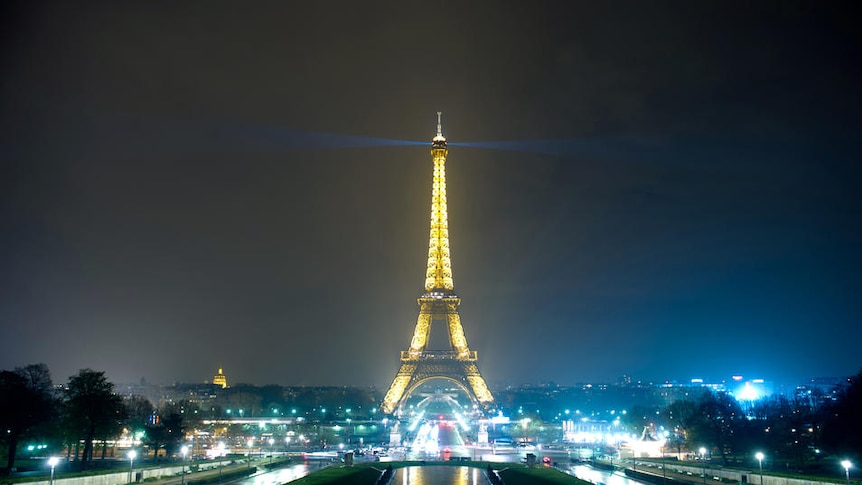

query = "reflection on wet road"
[[227, 463, 314, 485], [397, 466, 481, 485], [565, 464, 650, 485], [223, 455, 652, 485]]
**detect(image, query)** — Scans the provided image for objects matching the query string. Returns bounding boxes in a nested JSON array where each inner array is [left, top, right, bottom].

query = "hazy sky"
[[2, 1, 860, 388]]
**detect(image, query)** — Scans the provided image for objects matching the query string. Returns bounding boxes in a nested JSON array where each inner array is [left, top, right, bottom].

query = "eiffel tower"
[[380, 113, 494, 415]]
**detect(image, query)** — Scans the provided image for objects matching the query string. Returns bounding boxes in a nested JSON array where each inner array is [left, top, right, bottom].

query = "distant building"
[[213, 368, 228, 389]]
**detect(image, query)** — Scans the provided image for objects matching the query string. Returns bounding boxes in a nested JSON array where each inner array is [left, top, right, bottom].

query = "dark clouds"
[[1, 1, 860, 388]]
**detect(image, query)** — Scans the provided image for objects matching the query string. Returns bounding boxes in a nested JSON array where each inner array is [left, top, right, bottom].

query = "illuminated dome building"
[[213, 367, 228, 389]]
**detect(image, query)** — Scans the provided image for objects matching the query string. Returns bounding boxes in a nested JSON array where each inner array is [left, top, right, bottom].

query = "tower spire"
[[426, 112, 452, 292], [432, 111, 446, 148]]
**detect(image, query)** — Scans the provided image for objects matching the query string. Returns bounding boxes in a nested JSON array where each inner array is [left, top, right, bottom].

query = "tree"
[[749, 395, 819, 468], [660, 399, 698, 455], [821, 369, 862, 458], [0, 364, 56, 475], [223, 391, 263, 417], [687, 391, 748, 465], [65, 369, 125, 465], [145, 400, 199, 460], [124, 395, 155, 438], [623, 405, 657, 435]]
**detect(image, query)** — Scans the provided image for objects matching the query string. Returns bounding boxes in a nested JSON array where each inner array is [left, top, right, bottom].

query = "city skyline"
[[133, 368, 842, 399], [2, 3, 860, 388]]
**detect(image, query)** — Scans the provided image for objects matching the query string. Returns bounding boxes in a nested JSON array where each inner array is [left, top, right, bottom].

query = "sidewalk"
[[138, 458, 263, 485]]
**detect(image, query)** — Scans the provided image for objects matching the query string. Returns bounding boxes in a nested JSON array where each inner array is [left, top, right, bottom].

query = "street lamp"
[[217, 443, 224, 481], [247, 439, 253, 469], [268, 438, 274, 465], [699, 447, 707, 485], [127, 450, 137, 484], [841, 460, 852, 485], [662, 444, 667, 485], [755, 452, 764, 485], [180, 446, 189, 485], [48, 457, 60, 485]]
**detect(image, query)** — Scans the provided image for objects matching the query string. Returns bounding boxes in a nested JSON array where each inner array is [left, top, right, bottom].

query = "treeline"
[[631, 369, 862, 471], [0, 364, 200, 476], [199, 383, 380, 420], [1, 364, 384, 476]]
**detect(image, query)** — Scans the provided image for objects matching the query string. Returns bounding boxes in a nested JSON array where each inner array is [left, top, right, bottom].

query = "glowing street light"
[[755, 452, 765, 485], [217, 442, 225, 481], [180, 446, 189, 485], [661, 443, 667, 485], [268, 438, 274, 464], [699, 447, 707, 485], [47, 457, 60, 485], [247, 439, 253, 469], [521, 418, 531, 448], [127, 450, 137, 484], [841, 460, 852, 485]]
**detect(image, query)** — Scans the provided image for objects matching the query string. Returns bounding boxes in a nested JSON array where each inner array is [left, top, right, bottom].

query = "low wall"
[[668, 463, 831, 485], [21, 463, 222, 485]]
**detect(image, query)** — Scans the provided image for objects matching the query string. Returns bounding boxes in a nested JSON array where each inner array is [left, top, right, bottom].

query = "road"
[[220, 463, 317, 485], [212, 453, 660, 485], [563, 464, 652, 485]]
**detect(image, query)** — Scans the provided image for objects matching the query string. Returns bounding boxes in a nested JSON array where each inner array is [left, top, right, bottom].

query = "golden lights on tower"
[[425, 111, 454, 292], [381, 113, 494, 415]]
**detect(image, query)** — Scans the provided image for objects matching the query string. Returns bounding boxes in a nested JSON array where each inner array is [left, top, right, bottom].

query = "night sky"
[[2, 2, 860, 389]]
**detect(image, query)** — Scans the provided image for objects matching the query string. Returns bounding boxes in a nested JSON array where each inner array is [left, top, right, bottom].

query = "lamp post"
[[699, 447, 707, 485], [48, 457, 59, 485], [755, 452, 764, 485], [127, 450, 137, 484], [217, 443, 224, 481], [268, 438, 274, 465], [247, 439, 253, 469], [841, 460, 852, 485], [662, 444, 667, 485], [180, 446, 189, 485]]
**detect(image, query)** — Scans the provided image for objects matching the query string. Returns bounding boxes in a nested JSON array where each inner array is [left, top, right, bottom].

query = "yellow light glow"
[[381, 115, 493, 414]]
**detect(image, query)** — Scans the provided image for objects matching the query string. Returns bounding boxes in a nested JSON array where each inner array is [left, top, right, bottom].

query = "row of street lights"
[[691, 449, 853, 485], [43, 448, 853, 485], [45, 446, 189, 485], [751, 452, 852, 485]]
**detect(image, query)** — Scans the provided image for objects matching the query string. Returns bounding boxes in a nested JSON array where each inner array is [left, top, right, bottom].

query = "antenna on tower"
[[432, 112, 446, 148]]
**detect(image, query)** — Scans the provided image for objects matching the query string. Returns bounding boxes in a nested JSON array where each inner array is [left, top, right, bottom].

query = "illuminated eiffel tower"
[[380, 113, 494, 415]]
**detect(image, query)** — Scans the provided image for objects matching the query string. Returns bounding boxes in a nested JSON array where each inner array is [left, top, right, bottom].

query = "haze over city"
[[2, 2, 860, 388]]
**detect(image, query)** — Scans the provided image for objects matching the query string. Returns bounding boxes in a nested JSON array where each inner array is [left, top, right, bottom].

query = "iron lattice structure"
[[380, 113, 494, 415]]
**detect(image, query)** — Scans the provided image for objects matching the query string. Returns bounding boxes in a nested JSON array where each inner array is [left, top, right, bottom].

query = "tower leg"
[[381, 363, 416, 414], [465, 363, 494, 406]]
